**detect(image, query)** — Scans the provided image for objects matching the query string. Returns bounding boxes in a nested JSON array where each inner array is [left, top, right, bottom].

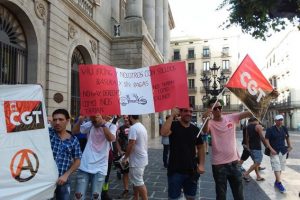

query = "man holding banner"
[[161, 105, 205, 200], [202, 55, 279, 200], [72, 114, 116, 200], [202, 99, 252, 200], [49, 109, 82, 200]]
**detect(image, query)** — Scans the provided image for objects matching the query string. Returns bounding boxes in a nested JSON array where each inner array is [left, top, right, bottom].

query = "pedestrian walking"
[[242, 117, 267, 182], [161, 105, 205, 200], [265, 114, 293, 193], [72, 114, 116, 200], [202, 98, 252, 200], [123, 115, 148, 200], [49, 109, 82, 200]]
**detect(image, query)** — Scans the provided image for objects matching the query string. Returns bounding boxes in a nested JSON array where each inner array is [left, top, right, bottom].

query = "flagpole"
[[196, 88, 225, 138]]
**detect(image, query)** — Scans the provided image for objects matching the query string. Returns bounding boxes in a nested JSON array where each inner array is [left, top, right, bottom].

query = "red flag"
[[225, 55, 273, 121]]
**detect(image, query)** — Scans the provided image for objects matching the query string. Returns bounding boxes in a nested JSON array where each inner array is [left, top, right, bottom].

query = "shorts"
[[202, 134, 208, 142], [270, 152, 286, 171], [250, 149, 263, 164], [129, 167, 145, 186], [168, 172, 199, 200]]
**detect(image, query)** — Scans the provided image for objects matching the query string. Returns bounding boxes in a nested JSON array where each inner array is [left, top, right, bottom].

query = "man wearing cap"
[[265, 114, 292, 193]]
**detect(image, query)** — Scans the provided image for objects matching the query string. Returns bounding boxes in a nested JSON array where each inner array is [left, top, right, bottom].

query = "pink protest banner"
[[79, 62, 189, 115]]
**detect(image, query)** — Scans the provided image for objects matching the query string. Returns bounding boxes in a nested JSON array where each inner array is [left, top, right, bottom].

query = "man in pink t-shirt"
[[203, 99, 252, 200]]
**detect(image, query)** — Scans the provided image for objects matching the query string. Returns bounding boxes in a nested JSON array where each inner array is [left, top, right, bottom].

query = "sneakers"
[[274, 181, 286, 193]]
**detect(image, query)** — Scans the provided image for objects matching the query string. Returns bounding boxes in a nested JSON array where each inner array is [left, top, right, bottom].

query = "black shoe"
[[101, 191, 112, 200], [258, 167, 266, 171]]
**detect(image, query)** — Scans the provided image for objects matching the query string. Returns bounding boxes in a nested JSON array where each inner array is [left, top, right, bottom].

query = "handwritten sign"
[[79, 62, 189, 115]]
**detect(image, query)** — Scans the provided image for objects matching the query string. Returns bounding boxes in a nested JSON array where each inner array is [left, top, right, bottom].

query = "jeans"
[[74, 170, 106, 200], [212, 161, 244, 200], [168, 172, 200, 200], [55, 181, 70, 200], [163, 144, 169, 167]]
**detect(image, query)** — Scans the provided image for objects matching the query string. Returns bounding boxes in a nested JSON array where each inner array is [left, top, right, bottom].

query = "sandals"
[[256, 177, 265, 181]]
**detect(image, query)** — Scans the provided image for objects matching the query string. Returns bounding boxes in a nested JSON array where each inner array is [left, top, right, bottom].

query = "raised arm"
[[72, 116, 85, 134], [160, 108, 179, 136]]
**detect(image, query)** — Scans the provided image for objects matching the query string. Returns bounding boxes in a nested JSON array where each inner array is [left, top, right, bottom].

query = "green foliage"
[[218, 0, 300, 40]]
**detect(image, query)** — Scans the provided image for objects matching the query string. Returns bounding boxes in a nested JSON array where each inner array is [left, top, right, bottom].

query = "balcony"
[[221, 52, 230, 57], [222, 67, 232, 74], [187, 54, 196, 60], [269, 101, 300, 110], [202, 53, 210, 58], [172, 55, 181, 61], [187, 70, 196, 76], [73, 0, 94, 18], [188, 87, 197, 93], [201, 70, 211, 76]]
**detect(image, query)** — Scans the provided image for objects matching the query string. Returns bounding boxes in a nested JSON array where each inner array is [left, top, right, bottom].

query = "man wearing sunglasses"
[[202, 99, 252, 200], [161, 105, 205, 200], [265, 114, 292, 193]]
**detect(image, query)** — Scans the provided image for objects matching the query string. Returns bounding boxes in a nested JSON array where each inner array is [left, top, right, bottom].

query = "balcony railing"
[[187, 54, 196, 59], [187, 70, 196, 76], [202, 53, 210, 58], [172, 55, 181, 61], [269, 101, 300, 110], [74, 0, 94, 18], [222, 67, 232, 74], [221, 52, 230, 57], [188, 87, 197, 93]]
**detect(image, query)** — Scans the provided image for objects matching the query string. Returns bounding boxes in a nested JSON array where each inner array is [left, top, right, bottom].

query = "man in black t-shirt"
[[161, 105, 205, 200]]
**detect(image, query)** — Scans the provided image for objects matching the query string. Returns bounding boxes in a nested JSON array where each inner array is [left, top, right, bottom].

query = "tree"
[[218, 0, 300, 40]]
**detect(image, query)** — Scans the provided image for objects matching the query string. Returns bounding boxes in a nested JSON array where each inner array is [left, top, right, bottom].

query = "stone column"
[[125, 0, 142, 19], [155, 0, 163, 53], [143, 0, 155, 39], [163, 0, 170, 62]]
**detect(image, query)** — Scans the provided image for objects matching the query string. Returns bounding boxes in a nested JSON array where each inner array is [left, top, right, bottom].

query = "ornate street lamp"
[[201, 62, 228, 103]]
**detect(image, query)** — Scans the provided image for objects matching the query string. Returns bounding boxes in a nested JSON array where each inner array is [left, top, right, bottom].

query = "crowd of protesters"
[[47, 89, 295, 200]]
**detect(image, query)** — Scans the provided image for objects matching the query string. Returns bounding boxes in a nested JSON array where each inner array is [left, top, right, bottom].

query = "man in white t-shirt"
[[72, 114, 116, 200], [123, 115, 148, 200]]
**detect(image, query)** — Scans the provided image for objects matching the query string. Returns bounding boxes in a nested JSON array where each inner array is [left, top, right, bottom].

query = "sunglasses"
[[276, 119, 283, 121], [213, 106, 223, 111]]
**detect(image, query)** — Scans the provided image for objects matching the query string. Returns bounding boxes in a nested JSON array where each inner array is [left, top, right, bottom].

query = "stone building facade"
[[262, 28, 300, 130], [0, 0, 174, 138], [170, 35, 242, 123]]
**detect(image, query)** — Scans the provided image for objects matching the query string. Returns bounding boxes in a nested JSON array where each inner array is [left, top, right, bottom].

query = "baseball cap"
[[274, 114, 284, 120]]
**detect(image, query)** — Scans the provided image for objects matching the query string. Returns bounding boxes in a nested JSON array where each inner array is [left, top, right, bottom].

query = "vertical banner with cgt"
[[0, 85, 58, 200]]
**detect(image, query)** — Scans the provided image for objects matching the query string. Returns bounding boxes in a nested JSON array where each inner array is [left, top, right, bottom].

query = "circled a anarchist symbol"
[[10, 149, 39, 182]]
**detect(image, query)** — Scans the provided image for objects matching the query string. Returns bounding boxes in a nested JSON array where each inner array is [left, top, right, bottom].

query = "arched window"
[[0, 5, 27, 84], [71, 47, 85, 118]]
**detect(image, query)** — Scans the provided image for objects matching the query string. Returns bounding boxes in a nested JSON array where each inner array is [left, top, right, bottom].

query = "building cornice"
[[62, 0, 112, 41]]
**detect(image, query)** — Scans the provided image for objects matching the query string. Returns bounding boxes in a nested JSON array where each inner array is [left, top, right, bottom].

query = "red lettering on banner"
[[79, 64, 120, 115], [10, 149, 39, 182], [151, 62, 189, 111]]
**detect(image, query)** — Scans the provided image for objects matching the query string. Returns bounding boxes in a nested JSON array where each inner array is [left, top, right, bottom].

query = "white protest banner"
[[0, 85, 58, 200], [79, 61, 189, 115]]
